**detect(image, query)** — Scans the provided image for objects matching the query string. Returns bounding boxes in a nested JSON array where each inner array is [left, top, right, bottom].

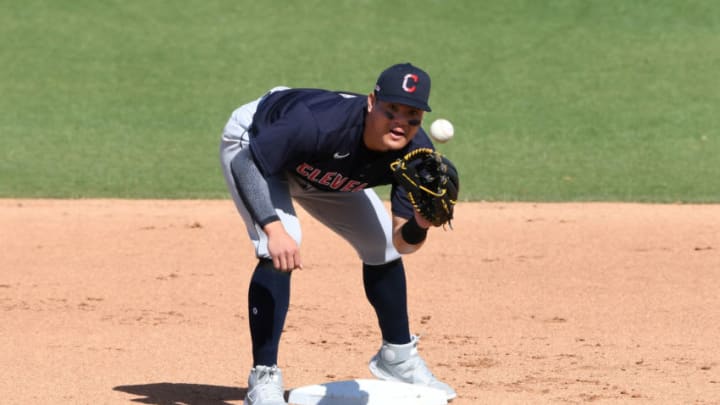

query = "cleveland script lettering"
[[295, 162, 368, 192]]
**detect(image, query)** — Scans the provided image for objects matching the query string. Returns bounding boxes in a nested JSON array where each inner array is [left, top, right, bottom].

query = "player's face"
[[364, 94, 425, 151]]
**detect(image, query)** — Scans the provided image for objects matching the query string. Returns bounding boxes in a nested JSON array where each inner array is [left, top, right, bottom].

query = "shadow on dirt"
[[114, 382, 288, 404]]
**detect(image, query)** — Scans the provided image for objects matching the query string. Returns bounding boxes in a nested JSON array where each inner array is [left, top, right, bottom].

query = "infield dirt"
[[1, 200, 718, 404]]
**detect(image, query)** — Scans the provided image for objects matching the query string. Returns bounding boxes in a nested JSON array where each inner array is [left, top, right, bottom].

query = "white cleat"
[[244, 365, 287, 405], [369, 335, 457, 401]]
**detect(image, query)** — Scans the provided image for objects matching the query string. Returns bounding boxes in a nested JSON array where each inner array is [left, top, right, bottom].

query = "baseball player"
[[219, 63, 457, 405]]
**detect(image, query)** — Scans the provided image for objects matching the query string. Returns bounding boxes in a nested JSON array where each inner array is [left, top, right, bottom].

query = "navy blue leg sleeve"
[[363, 258, 411, 344], [248, 259, 291, 367]]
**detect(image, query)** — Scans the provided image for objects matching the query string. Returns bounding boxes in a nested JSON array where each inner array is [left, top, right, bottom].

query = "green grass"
[[1, 0, 718, 201]]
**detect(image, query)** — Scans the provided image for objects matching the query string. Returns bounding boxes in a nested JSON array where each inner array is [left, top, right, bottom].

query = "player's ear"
[[367, 92, 376, 113]]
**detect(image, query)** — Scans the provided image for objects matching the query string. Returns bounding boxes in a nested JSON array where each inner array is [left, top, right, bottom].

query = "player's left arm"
[[389, 175, 432, 254], [391, 212, 432, 254], [389, 145, 459, 254]]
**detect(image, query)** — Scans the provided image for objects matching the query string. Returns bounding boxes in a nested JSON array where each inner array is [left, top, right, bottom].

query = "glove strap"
[[401, 216, 428, 245]]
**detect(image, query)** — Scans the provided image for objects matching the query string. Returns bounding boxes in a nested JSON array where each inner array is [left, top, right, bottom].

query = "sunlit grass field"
[[1, 0, 718, 201]]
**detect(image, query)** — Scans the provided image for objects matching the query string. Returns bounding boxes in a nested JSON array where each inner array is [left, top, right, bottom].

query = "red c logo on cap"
[[402, 74, 418, 93]]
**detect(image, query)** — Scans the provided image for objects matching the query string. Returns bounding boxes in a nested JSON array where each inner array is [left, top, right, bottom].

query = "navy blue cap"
[[374, 63, 432, 112]]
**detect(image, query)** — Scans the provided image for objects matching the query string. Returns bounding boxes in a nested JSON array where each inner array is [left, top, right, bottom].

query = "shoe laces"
[[250, 366, 284, 401]]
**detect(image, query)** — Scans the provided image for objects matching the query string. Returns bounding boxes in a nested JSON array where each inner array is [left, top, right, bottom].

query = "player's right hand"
[[264, 221, 303, 272]]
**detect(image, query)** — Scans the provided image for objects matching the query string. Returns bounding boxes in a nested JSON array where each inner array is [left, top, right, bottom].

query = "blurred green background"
[[1, 0, 718, 201]]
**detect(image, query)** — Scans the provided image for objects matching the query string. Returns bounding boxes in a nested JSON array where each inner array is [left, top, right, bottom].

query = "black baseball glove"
[[390, 148, 459, 228]]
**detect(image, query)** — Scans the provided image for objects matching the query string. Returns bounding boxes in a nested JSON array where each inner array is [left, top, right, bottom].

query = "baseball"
[[429, 118, 454, 143]]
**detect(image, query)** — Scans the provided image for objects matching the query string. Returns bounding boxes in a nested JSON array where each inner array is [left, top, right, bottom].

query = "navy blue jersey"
[[248, 88, 434, 219]]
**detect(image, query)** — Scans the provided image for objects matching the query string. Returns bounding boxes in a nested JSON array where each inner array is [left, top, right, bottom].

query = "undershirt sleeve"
[[229, 149, 280, 227]]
